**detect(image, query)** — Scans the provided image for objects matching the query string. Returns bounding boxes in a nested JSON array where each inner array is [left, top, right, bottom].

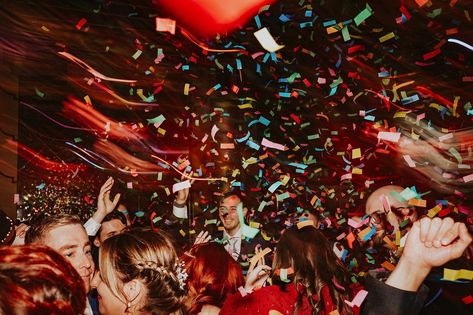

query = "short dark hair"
[[219, 190, 244, 204], [96, 211, 127, 238], [25, 213, 82, 244]]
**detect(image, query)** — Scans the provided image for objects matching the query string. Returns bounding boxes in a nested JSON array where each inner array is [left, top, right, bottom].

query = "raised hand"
[[386, 217, 472, 292], [244, 264, 271, 293], [402, 217, 472, 270], [92, 177, 121, 224], [12, 223, 29, 246], [194, 230, 212, 245], [175, 170, 195, 205], [98, 177, 121, 215]]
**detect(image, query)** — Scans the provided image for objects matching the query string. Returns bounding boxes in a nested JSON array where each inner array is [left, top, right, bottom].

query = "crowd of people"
[[0, 177, 472, 315]]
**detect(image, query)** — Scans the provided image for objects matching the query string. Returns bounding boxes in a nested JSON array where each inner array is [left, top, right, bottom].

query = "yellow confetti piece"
[[184, 83, 190, 95], [297, 220, 314, 229], [443, 268, 473, 281], [395, 230, 401, 246], [452, 96, 460, 117], [329, 311, 341, 315], [352, 167, 363, 174], [84, 95, 92, 105], [352, 148, 362, 159], [249, 221, 261, 228], [427, 204, 442, 218], [157, 128, 166, 135], [238, 103, 253, 109], [179, 229, 186, 237], [393, 111, 408, 118], [132, 50, 143, 60], [379, 32, 395, 43]]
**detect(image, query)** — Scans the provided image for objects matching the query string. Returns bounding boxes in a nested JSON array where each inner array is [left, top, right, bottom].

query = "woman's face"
[[94, 273, 127, 315]]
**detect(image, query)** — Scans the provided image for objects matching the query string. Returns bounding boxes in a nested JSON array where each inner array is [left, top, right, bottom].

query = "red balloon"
[[153, 0, 276, 37]]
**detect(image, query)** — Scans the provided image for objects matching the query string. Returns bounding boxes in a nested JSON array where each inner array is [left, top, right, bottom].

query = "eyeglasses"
[[219, 206, 238, 216], [391, 206, 416, 217], [369, 212, 387, 225]]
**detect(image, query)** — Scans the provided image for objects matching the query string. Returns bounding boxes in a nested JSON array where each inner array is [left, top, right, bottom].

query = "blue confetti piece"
[[254, 15, 261, 29], [236, 132, 251, 143], [323, 20, 337, 27], [246, 140, 261, 150], [236, 59, 242, 70], [279, 14, 291, 22], [288, 162, 308, 169], [258, 116, 270, 126], [401, 94, 419, 105]]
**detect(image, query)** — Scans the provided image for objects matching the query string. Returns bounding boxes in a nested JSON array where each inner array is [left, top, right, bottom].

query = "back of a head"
[[181, 242, 244, 314], [100, 228, 186, 314], [0, 245, 86, 315], [25, 213, 82, 244], [274, 226, 352, 314]]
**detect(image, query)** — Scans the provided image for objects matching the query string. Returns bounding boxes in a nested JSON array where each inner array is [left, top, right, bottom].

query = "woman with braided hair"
[[94, 227, 187, 315]]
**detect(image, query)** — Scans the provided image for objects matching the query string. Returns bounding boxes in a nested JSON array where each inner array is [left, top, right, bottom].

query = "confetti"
[[253, 27, 284, 52]]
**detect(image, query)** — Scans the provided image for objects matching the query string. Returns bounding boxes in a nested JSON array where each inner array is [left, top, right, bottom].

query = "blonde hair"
[[99, 228, 186, 315]]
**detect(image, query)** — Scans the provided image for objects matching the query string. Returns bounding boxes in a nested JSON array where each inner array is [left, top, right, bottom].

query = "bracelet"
[[173, 200, 186, 208], [238, 286, 253, 297]]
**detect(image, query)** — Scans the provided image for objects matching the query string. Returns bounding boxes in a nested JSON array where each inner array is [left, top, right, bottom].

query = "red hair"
[[180, 242, 244, 314], [0, 245, 86, 315]]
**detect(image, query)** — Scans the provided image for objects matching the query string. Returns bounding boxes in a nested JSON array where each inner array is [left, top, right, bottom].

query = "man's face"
[[218, 195, 242, 234], [41, 224, 94, 293], [96, 219, 126, 246]]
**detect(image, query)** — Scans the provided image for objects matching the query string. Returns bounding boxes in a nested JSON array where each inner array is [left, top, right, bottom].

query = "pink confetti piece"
[[155, 17, 176, 34], [403, 155, 416, 167], [344, 290, 368, 308], [377, 131, 401, 143], [262, 138, 286, 150], [463, 174, 473, 183]]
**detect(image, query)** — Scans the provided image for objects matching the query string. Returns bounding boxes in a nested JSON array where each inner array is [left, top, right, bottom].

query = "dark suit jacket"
[[213, 230, 271, 274], [361, 269, 473, 315]]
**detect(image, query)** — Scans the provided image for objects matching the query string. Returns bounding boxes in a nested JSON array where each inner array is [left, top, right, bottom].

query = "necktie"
[[228, 237, 240, 260]]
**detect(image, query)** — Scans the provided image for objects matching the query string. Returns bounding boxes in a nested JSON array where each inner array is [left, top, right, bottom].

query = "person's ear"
[[123, 279, 143, 306], [93, 237, 101, 248]]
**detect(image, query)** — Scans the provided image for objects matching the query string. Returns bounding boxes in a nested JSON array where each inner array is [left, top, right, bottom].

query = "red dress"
[[219, 283, 340, 315]]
